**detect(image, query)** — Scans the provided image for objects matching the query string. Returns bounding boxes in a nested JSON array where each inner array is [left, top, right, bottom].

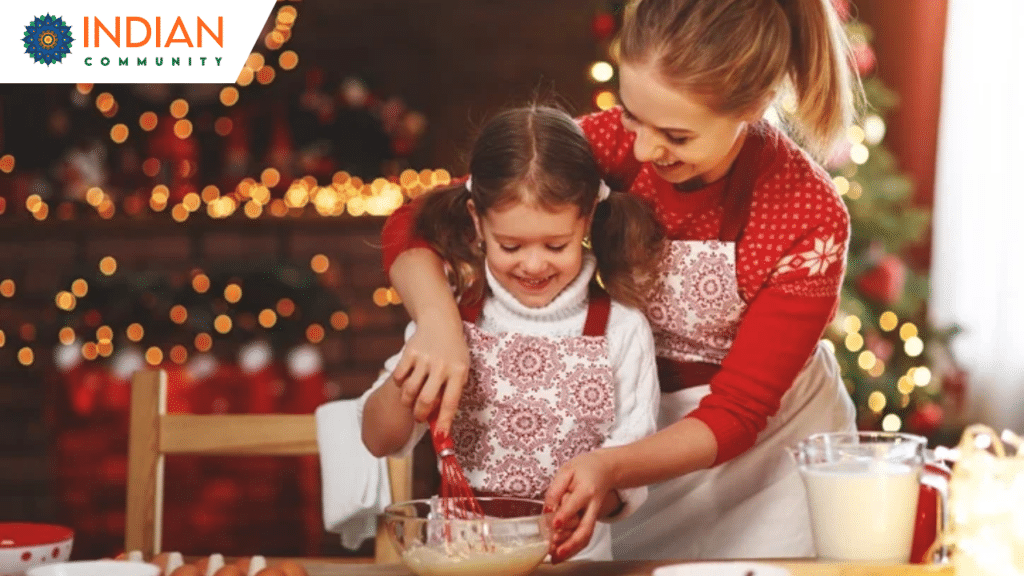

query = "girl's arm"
[[381, 204, 471, 436], [359, 342, 430, 458], [361, 374, 417, 457]]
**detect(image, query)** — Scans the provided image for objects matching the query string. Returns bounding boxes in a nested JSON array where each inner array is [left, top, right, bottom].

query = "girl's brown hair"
[[413, 105, 664, 308], [619, 0, 863, 161]]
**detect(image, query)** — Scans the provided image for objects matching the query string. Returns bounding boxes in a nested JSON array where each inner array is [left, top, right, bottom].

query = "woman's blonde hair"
[[619, 0, 863, 161]]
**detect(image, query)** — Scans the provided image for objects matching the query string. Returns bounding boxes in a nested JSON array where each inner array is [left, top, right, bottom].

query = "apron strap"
[[657, 357, 722, 393], [718, 127, 764, 243], [582, 285, 612, 337], [458, 296, 484, 324]]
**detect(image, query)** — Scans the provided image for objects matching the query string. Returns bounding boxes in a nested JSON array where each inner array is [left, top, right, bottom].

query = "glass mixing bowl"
[[383, 497, 552, 576]]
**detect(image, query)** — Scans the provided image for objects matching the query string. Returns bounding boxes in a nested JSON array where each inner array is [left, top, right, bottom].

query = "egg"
[[169, 565, 202, 576], [151, 552, 171, 574], [275, 561, 307, 576], [213, 566, 245, 576]]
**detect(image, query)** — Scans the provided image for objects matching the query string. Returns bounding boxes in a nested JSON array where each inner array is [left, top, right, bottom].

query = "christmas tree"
[[821, 1, 964, 443], [585, 0, 965, 444]]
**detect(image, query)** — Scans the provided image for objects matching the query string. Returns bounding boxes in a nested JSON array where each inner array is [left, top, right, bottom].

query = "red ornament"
[[908, 402, 944, 435], [857, 254, 906, 304], [592, 13, 617, 41], [853, 43, 876, 75]]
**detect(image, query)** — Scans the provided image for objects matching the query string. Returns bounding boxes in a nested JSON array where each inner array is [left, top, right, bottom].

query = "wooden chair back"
[[124, 368, 410, 562]]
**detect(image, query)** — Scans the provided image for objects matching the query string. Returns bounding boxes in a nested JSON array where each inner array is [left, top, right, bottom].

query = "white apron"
[[453, 288, 618, 560], [611, 134, 856, 560]]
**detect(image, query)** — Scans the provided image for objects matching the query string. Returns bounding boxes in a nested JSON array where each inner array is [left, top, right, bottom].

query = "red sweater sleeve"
[[687, 288, 839, 464]]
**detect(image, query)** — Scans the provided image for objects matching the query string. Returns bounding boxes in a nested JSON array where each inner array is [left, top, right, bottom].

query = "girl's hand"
[[543, 451, 618, 563], [391, 313, 470, 435]]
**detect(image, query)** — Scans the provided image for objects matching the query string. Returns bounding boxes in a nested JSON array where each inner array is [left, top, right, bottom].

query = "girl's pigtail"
[[412, 183, 485, 303], [590, 192, 666, 309]]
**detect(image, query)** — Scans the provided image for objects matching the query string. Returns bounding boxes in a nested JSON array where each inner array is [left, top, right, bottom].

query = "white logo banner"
[[2, 0, 277, 83]]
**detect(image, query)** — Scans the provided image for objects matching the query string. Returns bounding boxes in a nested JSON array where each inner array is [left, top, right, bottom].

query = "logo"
[[23, 14, 74, 65]]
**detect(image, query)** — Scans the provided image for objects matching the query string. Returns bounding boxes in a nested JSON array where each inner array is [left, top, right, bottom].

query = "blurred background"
[[1, 0, 1021, 562]]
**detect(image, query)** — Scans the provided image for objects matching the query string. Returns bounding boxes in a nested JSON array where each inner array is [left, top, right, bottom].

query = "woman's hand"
[[543, 450, 620, 563], [391, 313, 470, 435]]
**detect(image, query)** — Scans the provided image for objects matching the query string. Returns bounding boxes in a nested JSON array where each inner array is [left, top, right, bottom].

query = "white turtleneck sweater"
[[356, 254, 659, 558]]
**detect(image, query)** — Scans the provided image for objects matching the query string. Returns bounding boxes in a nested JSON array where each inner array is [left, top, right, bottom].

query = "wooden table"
[[295, 559, 954, 576]]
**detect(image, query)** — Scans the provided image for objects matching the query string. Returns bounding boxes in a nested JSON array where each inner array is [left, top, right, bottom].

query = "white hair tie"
[[464, 175, 472, 191]]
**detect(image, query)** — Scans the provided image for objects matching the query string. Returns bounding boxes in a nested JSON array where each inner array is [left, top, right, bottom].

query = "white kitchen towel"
[[315, 398, 391, 549]]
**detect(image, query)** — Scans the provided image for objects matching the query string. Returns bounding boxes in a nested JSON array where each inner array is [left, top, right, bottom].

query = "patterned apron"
[[611, 134, 857, 560], [451, 288, 616, 501]]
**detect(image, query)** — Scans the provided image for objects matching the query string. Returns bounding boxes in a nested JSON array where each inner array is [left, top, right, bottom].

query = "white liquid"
[[402, 541, 548, 576], [801, 460, 921, 562]]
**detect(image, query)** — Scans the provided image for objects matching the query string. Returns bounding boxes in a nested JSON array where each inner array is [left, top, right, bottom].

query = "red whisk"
[[429, 420, 485, 522]]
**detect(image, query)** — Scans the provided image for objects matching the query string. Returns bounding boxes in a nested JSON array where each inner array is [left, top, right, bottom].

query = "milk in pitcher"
[[802, 459, 921, 562]]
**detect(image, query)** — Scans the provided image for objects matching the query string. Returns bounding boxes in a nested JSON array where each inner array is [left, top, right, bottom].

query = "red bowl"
[[0, 524, 74, 576]]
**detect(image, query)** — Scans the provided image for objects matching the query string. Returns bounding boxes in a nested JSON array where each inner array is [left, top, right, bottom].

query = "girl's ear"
[[467, 199, 484, 241]]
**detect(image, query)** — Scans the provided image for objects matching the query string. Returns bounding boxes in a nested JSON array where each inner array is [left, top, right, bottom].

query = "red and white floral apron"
[[611, 135, 856, 560], [451, 288, 616, 501]]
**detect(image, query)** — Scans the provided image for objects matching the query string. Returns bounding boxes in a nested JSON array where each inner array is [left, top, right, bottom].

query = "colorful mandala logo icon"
[[23, 14, 74, 65]]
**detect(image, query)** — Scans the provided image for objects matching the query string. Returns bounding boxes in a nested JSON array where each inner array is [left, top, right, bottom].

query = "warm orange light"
[[99, 256, 117, 276], [169, 304, 188, 324], [245, 52, 265, 70], [55, 291, 77, 311], [256, 66, 276, 85], [194, 333, 213, 352], [145, 346, 163, 365], [306, 323, 325, 344], [71, 278, 89, 298], [261, 168, 281, 188], [170, 98, 189, 119], [279, 50, 298, 70], [224, 283, 242, 303], [214, 315, 233, 334], [236, 67, 254, 86], [126, 323, 144, 342], [170, 345, 188, 365], [110, 123, 129, 144], [191, 273, 210, 294], [139, 111, 159, 131], [0, 155, 15, 173], [219, 86, 239, 107], [96, 92, 115, 113], [96, 326, 113, 342], [59, 327, 76, 345], [330, 311, 349, 331], [258, 309, 277, 328], [82, 342, 98, 361], [276, 298, 295, 317], [174, 119, 193, 139], [18, 347, 34, 366], [310, 254, 329, 274], [0, 279, 14, 298]]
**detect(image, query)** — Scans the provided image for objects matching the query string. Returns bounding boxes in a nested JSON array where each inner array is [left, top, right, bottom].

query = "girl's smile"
[[470, 200, 589, 309]]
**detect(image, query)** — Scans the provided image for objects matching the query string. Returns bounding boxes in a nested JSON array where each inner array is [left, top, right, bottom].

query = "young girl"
[[378, 0, 862, 562], [359, 105, 663, 561]]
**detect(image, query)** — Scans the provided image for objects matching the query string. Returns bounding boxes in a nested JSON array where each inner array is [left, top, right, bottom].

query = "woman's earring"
[[477, 240, 486, 253], [582, 236, 592, 250]]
